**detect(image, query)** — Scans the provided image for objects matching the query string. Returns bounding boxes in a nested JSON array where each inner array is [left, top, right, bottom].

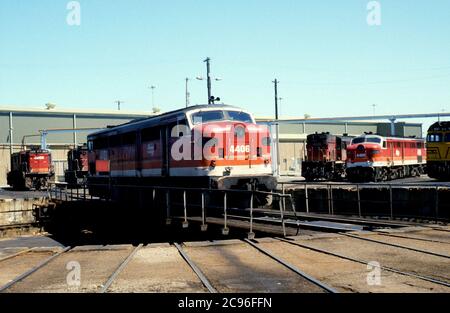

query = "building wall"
[[278, 142, 304, 175]]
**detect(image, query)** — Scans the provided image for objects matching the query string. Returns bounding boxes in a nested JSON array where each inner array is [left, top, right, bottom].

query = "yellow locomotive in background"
[[426, 121, 450, 180]]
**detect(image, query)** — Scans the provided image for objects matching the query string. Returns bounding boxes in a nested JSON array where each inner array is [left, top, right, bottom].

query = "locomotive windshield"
[[352, 136, 382, 144], [427, 133, 443, 142], [191, 110, 254, 125], [227, 111, 253, 123]]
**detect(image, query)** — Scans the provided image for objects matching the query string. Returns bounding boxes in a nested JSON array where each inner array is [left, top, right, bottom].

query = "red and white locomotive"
[[346, 134, 426, 182], [87, 104, 276, 204]]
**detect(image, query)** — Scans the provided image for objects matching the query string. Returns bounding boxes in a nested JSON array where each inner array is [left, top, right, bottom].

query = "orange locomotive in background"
[[346, 134, 426, 182]]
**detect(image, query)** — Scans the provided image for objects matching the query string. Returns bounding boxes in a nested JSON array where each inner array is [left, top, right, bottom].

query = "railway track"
[[276, 237, 450, 288], [1, 225, 448, 292], [0, 223, 37, 231], [0, 246, 72, 292], [0, 241, 337, 293], [341, 233, 450, 259], [174, 239, 336, 293]]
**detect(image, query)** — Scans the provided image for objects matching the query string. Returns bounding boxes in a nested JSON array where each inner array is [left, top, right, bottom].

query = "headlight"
[[235, 126, 245, 138]]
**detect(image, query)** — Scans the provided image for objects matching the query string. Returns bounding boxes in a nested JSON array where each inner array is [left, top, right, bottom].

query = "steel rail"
[[431, 228, 450, 233], [0, 223, 36, 230], [376, 232, 450, 245], [100, 244, 143, 293], [173, 242, 217, 293], [243, 239, 338, 293], [0, 248, 34, 263], [0, 246, 72, 292], [342, 233, 450, 259], [276, 237, 450, 288], [261, 210, 443, 229]]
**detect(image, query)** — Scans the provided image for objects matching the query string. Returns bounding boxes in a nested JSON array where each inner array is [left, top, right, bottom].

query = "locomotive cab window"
[[191, 110, 224, 124], [352, 137, 381, 144], [227, 111, 253, 123], [427, 133, 442, 142]]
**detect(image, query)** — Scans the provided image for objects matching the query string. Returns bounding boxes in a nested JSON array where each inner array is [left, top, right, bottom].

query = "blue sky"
[[0, 0, 449, 122]]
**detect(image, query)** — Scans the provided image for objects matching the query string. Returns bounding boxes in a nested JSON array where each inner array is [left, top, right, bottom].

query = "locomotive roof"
[[352, 134, 424, 141], [428, 121, 450, 131], [88, 104, 246, 138]]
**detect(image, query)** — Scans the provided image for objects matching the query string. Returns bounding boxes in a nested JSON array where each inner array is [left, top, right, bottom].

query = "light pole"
[[372, 104, 377, 116], [204, 58, 212, 104], [196, 75, 222, 104], [200, 57, 222, 104]]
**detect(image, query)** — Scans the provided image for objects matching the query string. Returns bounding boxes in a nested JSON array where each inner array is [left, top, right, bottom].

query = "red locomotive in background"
[[64, 145, 89, 188], [302, 133, 353, 181], [7, 148, 55, 190], [346, 134, 426, 182], [87, 104, 276, 206]]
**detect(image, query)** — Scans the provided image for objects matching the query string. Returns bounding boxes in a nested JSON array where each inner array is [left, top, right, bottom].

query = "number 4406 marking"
[[229, 145, 250, 153]]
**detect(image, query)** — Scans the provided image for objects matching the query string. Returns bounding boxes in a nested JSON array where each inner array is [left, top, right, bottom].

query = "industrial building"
[[0, 107, 422, 185]]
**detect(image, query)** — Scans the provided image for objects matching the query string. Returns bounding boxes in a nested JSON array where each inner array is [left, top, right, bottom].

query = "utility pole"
[[204, 57, 212, 104], [115, 100, 124, 111], [185, 78, 190, 108], [273, 79, 279, 119]]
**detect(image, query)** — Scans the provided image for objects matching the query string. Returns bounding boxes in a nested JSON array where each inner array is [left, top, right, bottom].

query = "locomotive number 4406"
[[229, 145, 250, 153]]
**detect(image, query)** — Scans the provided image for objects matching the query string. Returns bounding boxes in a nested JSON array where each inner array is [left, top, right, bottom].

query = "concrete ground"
[[108, 244, 206, 293], [0, 227, 448, 293]]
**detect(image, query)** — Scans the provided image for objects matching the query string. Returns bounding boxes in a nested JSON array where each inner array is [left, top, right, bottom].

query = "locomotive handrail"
[[83, 182, 292, 198], [46, 181, 295, 238], [278, 181, 450, 188], [276, 181, 449, 222]]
